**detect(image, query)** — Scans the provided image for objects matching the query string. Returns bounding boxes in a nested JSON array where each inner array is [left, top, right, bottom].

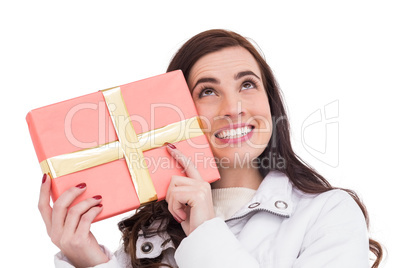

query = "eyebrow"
[[191, 70, 261, 92], [234, 71, 261, 80], [191, 77, 220, 92]]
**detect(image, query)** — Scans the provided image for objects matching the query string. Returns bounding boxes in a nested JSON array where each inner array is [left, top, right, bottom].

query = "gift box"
[[26, 70, 220, 222]]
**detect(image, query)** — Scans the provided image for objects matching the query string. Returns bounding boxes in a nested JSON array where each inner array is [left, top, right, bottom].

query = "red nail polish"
[[167, 143, 176, 149], [42, 174, 47, 184], [95, 204, 103, 208], [92, 195, 102, 200], [75, 183, 86, 189]]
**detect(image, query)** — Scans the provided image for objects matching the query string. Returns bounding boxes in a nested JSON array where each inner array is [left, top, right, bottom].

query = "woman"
[[39, 29, 383, 267]]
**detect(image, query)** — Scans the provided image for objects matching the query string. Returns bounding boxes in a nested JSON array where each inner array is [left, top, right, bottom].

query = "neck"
[[211, 165, 263, 190]]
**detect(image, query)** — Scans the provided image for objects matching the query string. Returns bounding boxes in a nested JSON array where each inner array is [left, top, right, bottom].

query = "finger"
[[166, 174, 211, 211], [166, 176, 194, 204], [51, 183, 87, 234], [166, 144, 202, 180], [168, 184, 210, 207], [167, 186, 194, 222], [38, 173, 52, 234], [170, 200, 187, 223], [167, 184, 206, 220], [64, 195, 103, 234], [75, 204, 103, 236]]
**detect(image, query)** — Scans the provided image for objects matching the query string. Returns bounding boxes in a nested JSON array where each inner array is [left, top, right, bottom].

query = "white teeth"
[[216, 126, 253, 139]]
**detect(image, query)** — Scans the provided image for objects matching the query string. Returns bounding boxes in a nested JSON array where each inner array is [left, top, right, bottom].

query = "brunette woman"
[[39, 29, 383, 267]]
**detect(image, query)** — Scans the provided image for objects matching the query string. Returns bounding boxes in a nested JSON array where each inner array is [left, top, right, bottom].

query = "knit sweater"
[[211, 187, 256, 221]]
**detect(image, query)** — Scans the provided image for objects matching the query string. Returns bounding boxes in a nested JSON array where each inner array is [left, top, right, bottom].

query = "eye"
[[199, 88, 217, 98], [241, 80, 257, 91]]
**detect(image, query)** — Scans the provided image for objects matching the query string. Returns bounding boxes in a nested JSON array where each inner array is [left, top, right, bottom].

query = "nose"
[[219, 93, 244, 120]]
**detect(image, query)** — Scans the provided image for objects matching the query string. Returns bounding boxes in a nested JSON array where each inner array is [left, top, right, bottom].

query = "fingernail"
[[167, 143, 176, 149], [42, 174, 47, 184], [75, 183, 86, 189], [95, 204, 103, 208], [92, 195, 102, 200]]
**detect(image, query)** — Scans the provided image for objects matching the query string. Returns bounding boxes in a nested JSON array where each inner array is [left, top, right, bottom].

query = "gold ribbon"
[[40, 86, 204, 205]]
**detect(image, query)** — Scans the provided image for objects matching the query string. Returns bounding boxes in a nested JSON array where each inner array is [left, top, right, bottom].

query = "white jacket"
[[55, 171, 370, 267]]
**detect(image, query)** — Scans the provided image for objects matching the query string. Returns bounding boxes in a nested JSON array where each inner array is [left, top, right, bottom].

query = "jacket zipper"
[[225, 208, 289, 223]]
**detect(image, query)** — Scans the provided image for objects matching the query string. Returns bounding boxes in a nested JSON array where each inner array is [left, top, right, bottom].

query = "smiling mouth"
[[215, 125, 254, 139]]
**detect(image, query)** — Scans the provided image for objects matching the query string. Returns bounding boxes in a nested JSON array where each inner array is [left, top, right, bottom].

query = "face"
[[188, 46, 272, 169]]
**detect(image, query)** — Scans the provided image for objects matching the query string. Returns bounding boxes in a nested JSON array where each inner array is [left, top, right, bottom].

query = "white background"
[[1, 1, 400, 267]]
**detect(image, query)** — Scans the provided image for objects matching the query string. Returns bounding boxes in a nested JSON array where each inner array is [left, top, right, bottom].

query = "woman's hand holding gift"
[[38, 174, 109, 268], [166, 143, 215, 236]]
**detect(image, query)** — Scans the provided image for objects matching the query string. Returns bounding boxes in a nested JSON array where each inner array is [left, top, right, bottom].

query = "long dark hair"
[[119, 29, 383, 267]]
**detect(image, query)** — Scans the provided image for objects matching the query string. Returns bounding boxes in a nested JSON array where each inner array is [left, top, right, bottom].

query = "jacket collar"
[[135, 171, 294, 259], [227, 171, 294, 221]]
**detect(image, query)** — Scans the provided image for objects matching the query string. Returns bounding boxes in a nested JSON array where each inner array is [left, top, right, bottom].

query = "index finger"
[[38, 173, 52, 234], [166, 143, 202, 180]]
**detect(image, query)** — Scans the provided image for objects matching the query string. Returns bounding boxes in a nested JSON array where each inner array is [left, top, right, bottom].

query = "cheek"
[[259, 112, 273, 138], [252, 101, 273, 144]]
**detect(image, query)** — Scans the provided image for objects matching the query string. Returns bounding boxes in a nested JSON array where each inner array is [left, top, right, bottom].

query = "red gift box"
[[26, 70, 220, 222]]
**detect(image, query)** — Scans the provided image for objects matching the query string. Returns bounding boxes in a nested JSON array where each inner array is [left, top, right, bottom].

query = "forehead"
[[188, 46, 261, 87]]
